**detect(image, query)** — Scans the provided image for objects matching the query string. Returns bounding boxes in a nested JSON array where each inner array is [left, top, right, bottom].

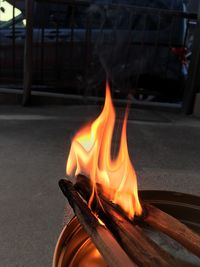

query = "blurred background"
[[0, 0, 200, 113]]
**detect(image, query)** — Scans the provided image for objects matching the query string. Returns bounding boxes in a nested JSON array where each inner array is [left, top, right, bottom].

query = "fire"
[[66, 82, 142, 218]]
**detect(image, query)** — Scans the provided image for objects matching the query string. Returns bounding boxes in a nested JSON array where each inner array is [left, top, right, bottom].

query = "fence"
[[0, 0, 199, 110]]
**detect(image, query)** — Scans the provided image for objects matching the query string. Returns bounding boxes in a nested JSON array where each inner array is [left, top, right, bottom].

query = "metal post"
[[183, 2, 200, 114], [22, 0, 34, 106]]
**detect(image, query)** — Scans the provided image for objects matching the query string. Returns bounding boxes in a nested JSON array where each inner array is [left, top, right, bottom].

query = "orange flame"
[[66, 82, 142, 218]]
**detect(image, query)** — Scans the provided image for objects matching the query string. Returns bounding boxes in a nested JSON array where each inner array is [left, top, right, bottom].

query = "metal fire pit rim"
[[139, 190, 200, 208]]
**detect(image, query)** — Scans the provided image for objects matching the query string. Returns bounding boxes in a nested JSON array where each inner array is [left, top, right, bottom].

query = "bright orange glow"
[[97, 217, 105, 226], [66, 82, 142, 218]]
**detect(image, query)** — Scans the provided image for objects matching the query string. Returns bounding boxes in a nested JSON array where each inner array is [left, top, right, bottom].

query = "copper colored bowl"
[[53, 191, 200, 267]]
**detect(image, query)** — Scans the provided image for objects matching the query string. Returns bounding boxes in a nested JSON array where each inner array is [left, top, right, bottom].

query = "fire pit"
[[54, 82, 200, 267], [53, 190, 200, 267]]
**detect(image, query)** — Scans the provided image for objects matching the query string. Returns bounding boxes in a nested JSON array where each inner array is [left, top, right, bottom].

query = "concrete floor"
[[0, 105, 200, 267]]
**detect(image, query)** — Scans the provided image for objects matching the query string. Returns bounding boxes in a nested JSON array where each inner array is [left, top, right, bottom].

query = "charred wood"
[[59, 179, 137, 267], [75, 175, 178, 267]]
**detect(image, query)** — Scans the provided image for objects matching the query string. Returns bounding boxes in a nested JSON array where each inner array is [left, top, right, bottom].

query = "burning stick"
[[75, 175, 178, 267], [64, 83, 200, 264], [75, 175, 200, 261], [59, 179, 137, 267], [143, 203, 200, 259]]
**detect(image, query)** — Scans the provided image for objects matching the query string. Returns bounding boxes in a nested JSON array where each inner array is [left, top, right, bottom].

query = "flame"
[[66, 82, 142, 218]]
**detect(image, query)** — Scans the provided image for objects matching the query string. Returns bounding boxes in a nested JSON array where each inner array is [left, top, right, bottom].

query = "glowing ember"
[[66, 82, 142, 218]]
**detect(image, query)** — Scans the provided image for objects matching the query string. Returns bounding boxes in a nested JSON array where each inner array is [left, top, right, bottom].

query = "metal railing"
[[0, 0, 199, 109]]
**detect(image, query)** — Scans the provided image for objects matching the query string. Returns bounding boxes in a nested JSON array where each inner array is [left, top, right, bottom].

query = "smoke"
[[85, 4, 133, 94], [83, 0, 185, 97]]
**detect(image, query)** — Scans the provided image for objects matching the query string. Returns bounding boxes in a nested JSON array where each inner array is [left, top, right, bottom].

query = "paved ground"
[[0, 105, 200, 267]]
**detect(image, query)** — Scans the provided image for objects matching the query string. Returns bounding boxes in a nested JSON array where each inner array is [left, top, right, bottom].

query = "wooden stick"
[[144, 202, 200, 259], [77, 175, 200, 257], [75, 175, 200, 259], [59, 179, 137, 267], [75, 175, 178, 267]]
